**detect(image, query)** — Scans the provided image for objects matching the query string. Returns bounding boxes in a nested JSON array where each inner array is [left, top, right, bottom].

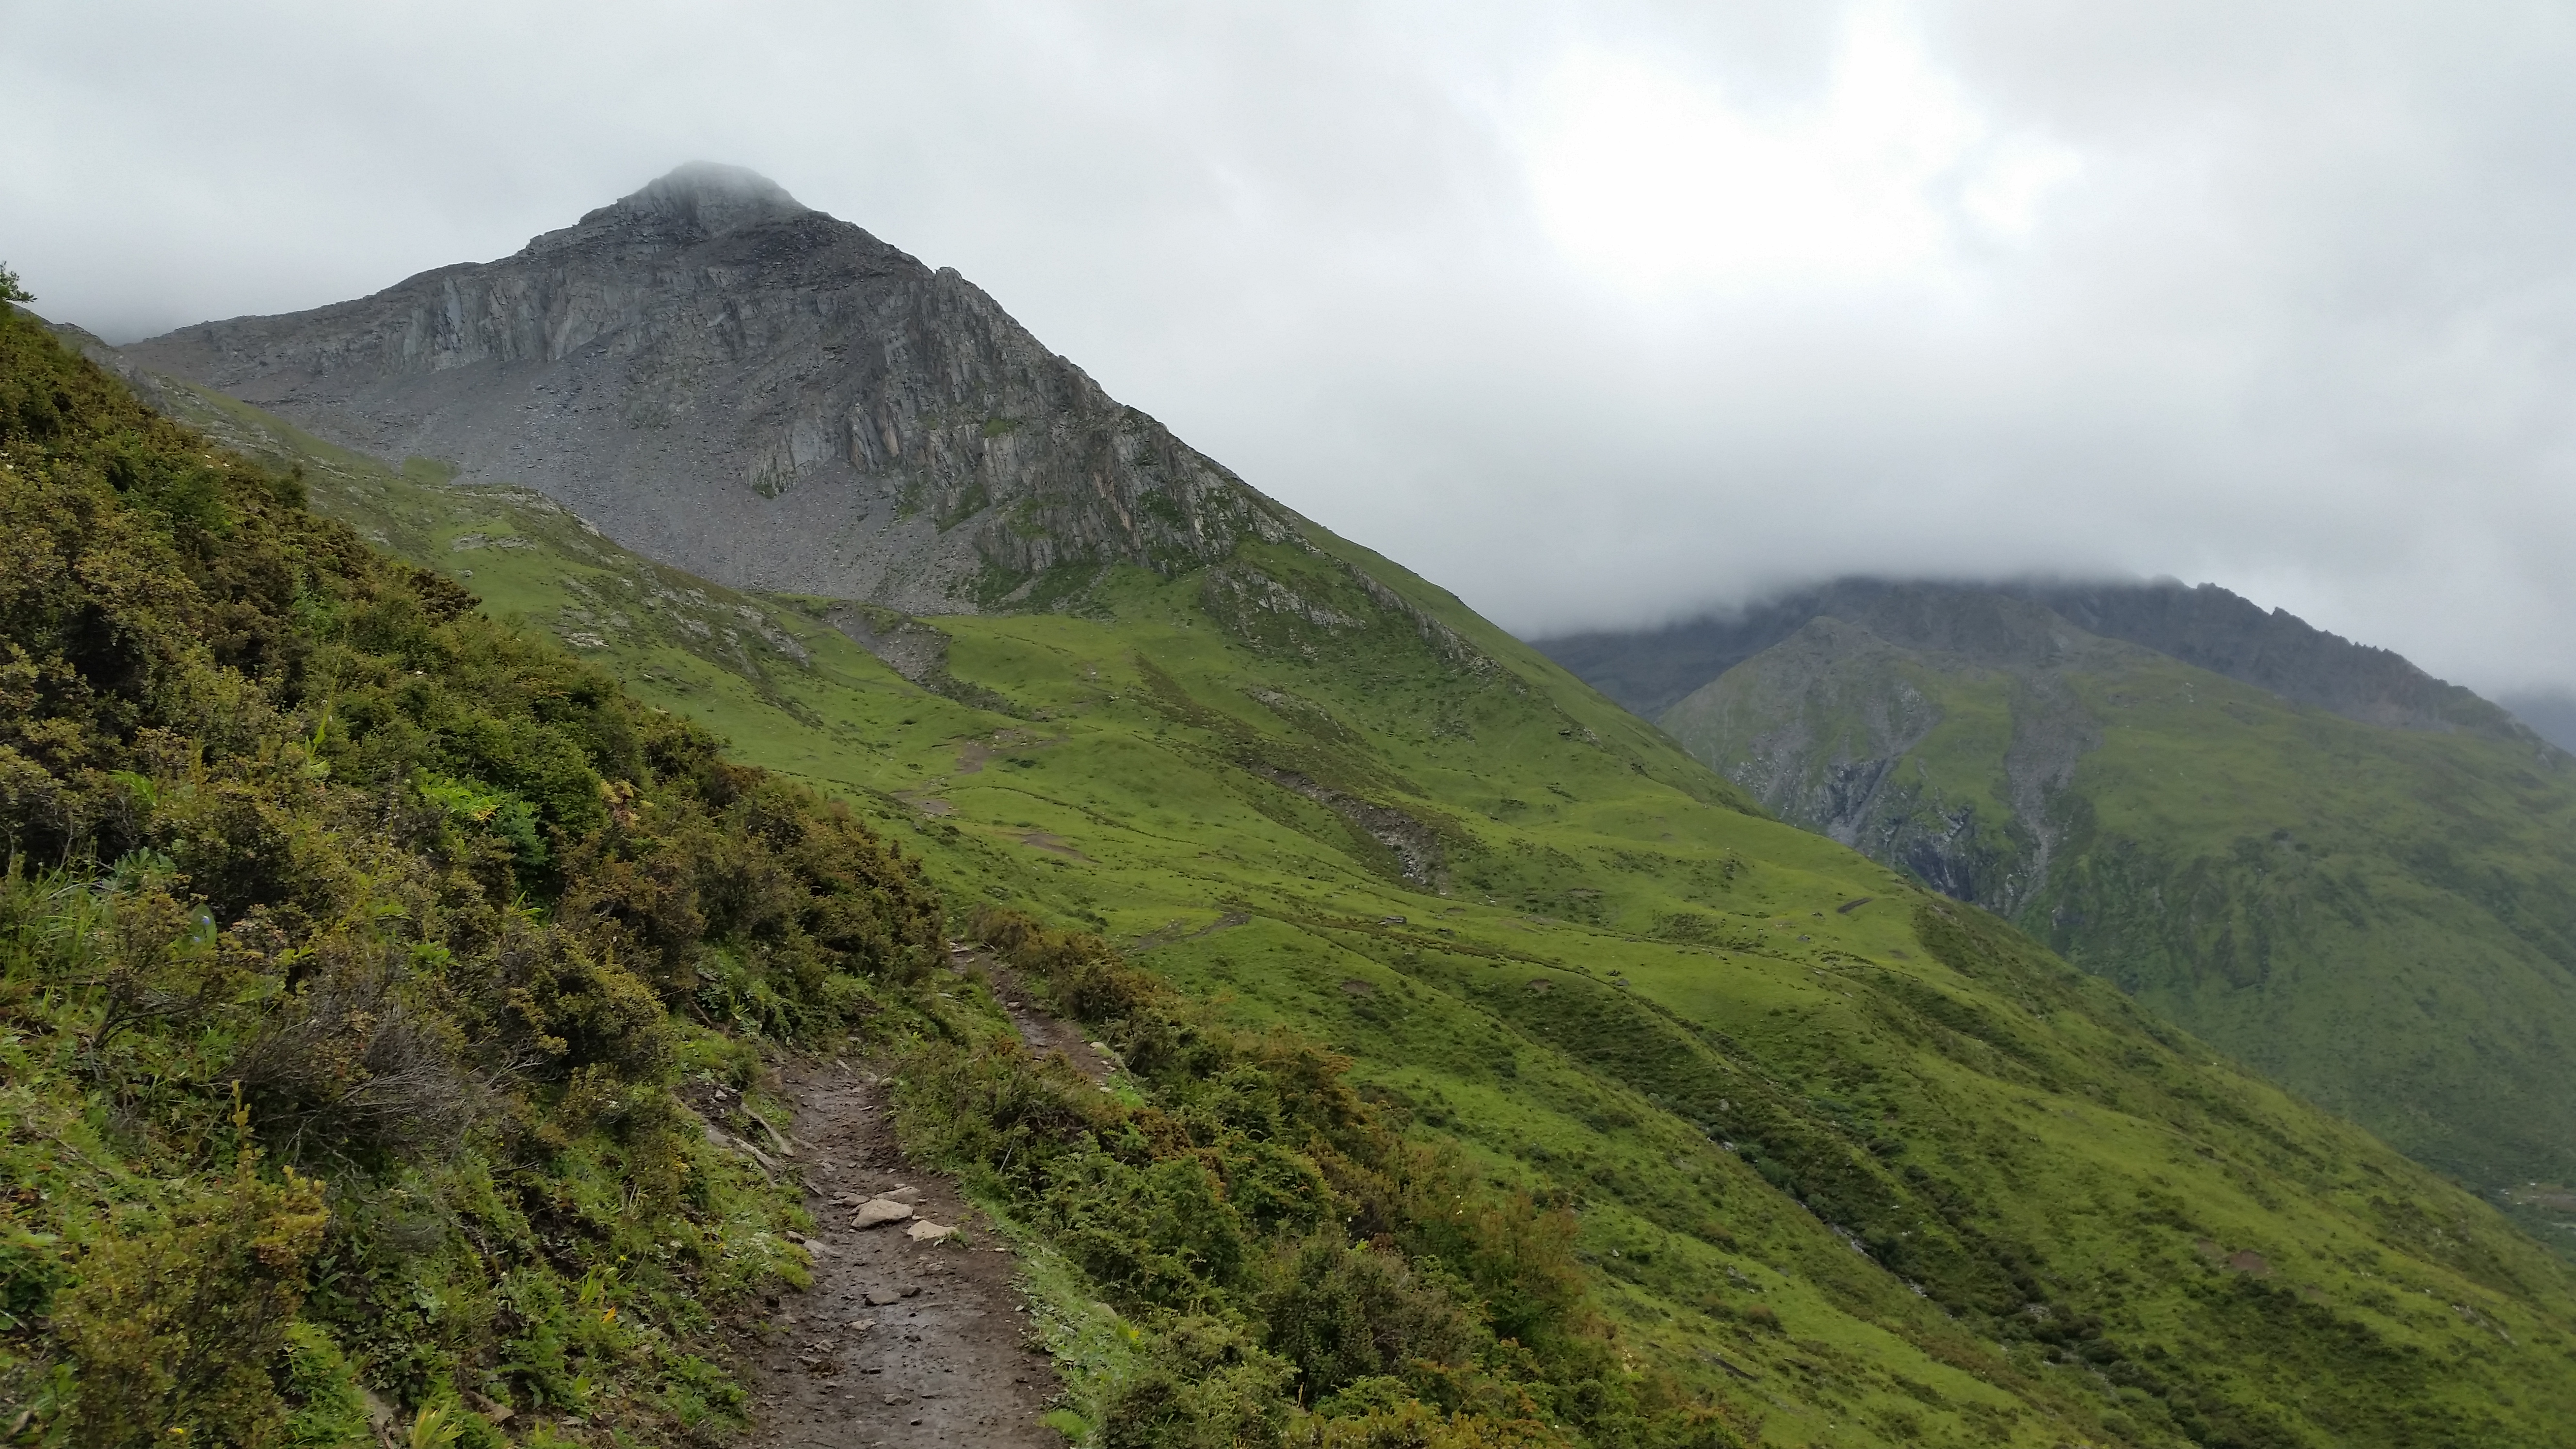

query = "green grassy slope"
[[134, 370, 2576, 1447], [0, 307, 955, 1445], [10, 308, 1775, 1449], [1658, 608, 2576, 1248]]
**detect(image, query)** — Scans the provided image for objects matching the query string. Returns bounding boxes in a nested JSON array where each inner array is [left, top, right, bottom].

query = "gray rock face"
[[1658, 596, 2126, 915], [125, 163, 1293, 611]]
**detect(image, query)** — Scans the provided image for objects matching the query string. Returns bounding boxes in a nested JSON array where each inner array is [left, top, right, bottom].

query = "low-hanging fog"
[[10, 0, 2576, 700]]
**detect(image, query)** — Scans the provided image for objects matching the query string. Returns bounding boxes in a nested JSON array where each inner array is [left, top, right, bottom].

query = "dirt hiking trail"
[[741, 946, 1119, 1448]]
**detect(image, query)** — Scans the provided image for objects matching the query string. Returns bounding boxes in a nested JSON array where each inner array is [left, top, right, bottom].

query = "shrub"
[[1098, 1315, 1295, 1449], [1258, 1233, 1481, 1401], [53, 1143, 330, 1446], [0, 299, 946, 1439], [230, 955, 486, 1167]]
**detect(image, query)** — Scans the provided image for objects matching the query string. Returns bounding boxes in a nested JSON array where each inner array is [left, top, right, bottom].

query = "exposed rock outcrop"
[[1247, 764, 1450, 892], [126, 163, 1295, 612], [1658, 599, 2121, 916]]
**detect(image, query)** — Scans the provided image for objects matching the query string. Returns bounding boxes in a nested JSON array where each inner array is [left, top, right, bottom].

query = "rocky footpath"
[[738, 943, 1127, 1448], [742, 1057, 1062, 1449]]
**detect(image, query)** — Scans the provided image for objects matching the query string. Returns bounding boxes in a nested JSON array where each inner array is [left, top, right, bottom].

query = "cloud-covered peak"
[[577, 161, 811, 242]]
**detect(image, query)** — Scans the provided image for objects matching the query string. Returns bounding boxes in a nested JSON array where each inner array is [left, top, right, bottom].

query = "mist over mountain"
[[1535, 574, 2531, 741], [127, 163, 1291, 613], [2499, 688, 2576, 754], [1549, 579, 2576, 1224]]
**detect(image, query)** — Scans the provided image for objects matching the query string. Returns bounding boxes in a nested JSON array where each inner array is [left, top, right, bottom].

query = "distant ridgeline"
[[1536, 577, 2540, 734], [51, 164, 2576, 1447], [1538, 580, 2576, 1224]]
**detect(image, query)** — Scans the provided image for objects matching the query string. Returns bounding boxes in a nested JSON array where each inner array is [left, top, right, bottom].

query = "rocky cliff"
[[126, 163, 1294, 612], [1656, 591, 2128, 914]]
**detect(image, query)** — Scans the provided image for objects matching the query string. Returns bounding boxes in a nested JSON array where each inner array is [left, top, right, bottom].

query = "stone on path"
[[851, 1197, 914, 1228]]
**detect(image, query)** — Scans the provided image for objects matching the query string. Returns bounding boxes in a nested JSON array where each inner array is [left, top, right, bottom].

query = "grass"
[[1659, 612, 2576, 1239], [132, 370, 2576, 1447], [0, 309, 974, 1446]]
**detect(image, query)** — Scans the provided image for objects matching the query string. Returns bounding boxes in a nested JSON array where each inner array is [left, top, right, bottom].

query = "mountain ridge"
[[1536, 575, 2541, 745], [1638, 584, 2576, 1226]]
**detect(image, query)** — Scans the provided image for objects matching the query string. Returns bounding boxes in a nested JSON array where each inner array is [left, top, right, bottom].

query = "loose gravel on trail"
[[739, 1054, 1064, 1448]]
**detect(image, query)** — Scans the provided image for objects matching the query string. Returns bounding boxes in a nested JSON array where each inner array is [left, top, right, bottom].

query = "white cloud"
[[8, 0, 2576, 696], [1526, 7, 2079, 294]]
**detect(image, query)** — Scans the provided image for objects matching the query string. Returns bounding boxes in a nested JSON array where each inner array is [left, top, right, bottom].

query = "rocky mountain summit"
[[128, 163, 1293, 611]]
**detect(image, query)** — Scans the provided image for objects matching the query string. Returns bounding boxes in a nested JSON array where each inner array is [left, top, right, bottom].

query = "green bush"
[[1257, 1234, 1481, 1401], [904, 908, 1730, 1448], [0, 300, 944, 1441], [51, 1141, 330, 1447]]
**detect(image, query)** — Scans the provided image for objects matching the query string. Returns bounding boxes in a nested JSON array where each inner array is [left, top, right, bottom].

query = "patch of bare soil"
[[741, 1055, 1063, 1449], [953, 728, 1062, 776]]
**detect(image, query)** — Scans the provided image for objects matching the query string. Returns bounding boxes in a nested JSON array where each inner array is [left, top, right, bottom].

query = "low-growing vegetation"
[[906, 909, 1738, 1448], [38, 294, 2576, 1448], [0, 305, 945, 1443]]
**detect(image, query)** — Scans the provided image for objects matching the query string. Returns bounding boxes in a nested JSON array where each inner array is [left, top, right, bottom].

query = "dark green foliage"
[[1258, 1235, 1481, 1402], [896, 909, 1745, 1449], [49, 1138, 329, 1448], [0, 306, 942, 1442]]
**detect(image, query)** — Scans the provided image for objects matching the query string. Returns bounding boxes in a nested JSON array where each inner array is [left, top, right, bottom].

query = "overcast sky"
[[11, 1, 2576, 697]]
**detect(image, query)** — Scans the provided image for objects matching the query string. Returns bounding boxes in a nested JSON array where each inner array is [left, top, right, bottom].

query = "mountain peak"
[[573, 161, 811, 242], [127, 167, 1287, 612]]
